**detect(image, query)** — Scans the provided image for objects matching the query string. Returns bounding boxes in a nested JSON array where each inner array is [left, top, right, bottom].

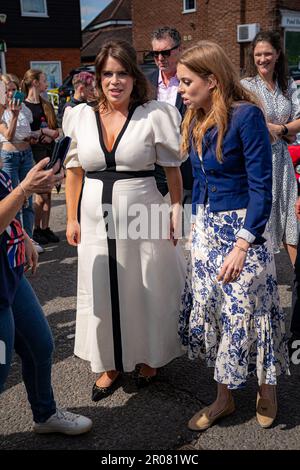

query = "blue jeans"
[[1, 148, 34, 238], [0, 276, 56, 423]]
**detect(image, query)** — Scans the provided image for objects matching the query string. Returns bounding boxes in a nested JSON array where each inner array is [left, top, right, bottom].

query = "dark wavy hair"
[[245, 30, 289, 94], [151, 26, 181, 46], [94, 40, 150, 111]]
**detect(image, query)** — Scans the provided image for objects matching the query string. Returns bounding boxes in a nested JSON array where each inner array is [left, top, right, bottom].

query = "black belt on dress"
[[86, 169, 155, 181]]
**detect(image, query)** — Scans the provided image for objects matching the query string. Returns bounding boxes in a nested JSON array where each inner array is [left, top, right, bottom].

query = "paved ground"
[[0, 190, 299, 450]]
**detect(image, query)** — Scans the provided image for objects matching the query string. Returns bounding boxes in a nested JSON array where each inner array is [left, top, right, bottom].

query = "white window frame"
[[20, 0, 48, 18], [183, 0, 196, 14]]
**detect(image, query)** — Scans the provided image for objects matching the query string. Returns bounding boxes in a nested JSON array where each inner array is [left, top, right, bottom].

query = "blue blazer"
[[191, 103, 272, 244]]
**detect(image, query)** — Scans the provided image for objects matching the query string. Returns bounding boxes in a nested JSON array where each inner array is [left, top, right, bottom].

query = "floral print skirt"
[[179, 205, 289, 389]]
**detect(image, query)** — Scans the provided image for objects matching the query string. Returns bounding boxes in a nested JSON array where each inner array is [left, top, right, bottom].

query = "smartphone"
[[0, 80, 6, 106], [44, 136, 72, 172], [12, 90, 25, 104]]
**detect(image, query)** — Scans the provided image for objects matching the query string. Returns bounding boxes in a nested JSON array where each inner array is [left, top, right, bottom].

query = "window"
[[20, 0, 48, 17], [30, 61, 62, 89], [285, 31, 300, 69], [183, 0, 196, 13]]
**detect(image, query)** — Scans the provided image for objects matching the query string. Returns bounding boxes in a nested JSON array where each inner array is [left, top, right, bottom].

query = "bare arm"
[[284, 118, 300, 135], [0, 158, 63, 233], [0, 102, 20, 141], [41, 127, 59, 139], [295, 197, 300, 221], [23, 231, 38, 275], [164, 167, 182, 206], [0, 184, 29, 233], [267, 118, 300, 139], [65, 167, 84, 246], [164, 167, 183, 245]]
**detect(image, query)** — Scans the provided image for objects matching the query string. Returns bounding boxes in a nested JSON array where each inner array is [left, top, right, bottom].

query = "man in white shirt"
[[147, 27, 193, 203]]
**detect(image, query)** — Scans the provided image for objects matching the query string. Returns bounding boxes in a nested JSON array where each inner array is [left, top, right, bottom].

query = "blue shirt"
[[190, 103, 272, 244]]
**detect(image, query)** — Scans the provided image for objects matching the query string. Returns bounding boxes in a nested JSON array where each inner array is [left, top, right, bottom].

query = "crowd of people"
[[1, 28, 300, 437]]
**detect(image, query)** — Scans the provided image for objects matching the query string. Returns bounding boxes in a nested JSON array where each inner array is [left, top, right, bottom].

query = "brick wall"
[[132, 0, 299, 69], [5, 48, 81, 83], [279, 0, 300, 10]]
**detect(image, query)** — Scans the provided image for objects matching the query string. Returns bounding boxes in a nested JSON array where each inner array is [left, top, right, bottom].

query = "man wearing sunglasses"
[[147, 27, 193, 207]]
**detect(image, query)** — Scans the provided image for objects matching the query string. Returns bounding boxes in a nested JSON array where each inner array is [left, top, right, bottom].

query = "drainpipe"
[[0, 51, 6, 74], [240, 0, 246, 73]]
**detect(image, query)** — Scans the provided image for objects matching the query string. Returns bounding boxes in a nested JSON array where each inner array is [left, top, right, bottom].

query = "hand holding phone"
[[44, 136, 72, 172], [12, 90, 25, 105]]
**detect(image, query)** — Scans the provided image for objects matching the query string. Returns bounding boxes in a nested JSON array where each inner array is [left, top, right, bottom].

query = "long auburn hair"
[[21, 69, 57, 129], [94, 40, 150, 112], [180, 41, 260, 163], [245, 31, 289, 95]]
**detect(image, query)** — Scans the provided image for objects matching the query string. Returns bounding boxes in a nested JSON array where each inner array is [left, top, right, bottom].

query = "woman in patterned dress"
[[177, 41, 289, 431], [242, 31, 300, 264]]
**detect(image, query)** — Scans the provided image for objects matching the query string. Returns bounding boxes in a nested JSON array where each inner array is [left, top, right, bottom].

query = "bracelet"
[[235, 244, 248, 253], [19, 182, 30, 208], [281, 124, 288, 136]]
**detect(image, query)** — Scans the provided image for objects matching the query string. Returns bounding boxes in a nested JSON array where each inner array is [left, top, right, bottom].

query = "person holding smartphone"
[[22, 69, 60, 246], [0, 156, 93, 435], [0, 74, 36, 243]]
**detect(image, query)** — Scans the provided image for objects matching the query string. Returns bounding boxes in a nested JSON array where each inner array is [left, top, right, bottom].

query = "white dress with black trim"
[[63, 100, 186, 373]]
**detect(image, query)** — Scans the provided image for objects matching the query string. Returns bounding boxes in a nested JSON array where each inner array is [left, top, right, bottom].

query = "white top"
[[157, 70, 179, 107], [0, 103, 33, 143], [63, 100, 185, 171]]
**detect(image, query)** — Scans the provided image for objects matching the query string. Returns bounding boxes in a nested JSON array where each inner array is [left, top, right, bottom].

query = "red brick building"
[[0, 0, 82, 85], [132, 0, 300, 73]]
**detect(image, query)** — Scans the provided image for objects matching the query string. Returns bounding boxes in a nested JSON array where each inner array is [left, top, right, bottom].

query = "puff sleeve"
[[149, 101, 186, 167], [62, 104, 83, 169]]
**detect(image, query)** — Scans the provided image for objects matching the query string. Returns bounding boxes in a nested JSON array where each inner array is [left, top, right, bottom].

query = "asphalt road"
[[0, 190, 299, 450]]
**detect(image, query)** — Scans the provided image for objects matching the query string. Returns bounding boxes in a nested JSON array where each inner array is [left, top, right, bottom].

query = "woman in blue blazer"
[[177, 41, 289, 431]]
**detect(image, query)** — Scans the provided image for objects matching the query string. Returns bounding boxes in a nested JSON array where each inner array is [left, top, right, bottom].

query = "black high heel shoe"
[[92, 374, 121, 402], [133, 366, 157, 389]]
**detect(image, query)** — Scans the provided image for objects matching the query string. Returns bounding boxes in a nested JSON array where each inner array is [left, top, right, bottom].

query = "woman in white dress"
[[241, 31, 300, 264], [63, 40, 186, 400]]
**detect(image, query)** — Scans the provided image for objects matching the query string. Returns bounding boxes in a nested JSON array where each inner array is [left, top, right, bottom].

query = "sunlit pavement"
[[0, 190, 299, 450]]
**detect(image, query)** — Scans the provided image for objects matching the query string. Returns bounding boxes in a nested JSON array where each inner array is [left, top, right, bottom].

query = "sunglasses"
[[151, 44, 180, 58]]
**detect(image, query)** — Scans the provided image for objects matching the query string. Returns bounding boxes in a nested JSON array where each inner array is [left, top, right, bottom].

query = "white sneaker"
[[33, 408, 93, 435], [31, 239, 45, 254]]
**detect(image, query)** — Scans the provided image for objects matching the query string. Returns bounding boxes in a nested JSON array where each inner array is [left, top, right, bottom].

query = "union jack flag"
[[0, 171, 25, 268]]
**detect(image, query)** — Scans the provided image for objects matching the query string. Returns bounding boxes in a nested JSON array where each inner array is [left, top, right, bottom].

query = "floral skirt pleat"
[[179, 205, 289, 389]]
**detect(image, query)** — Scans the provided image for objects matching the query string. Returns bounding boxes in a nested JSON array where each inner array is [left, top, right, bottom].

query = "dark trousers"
[[291, 238, 300, 337]]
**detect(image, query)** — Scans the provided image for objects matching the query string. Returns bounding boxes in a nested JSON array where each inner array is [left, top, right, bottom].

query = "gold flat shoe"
[[256, 390, 277, 428], [188, 395, 235, 431]]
